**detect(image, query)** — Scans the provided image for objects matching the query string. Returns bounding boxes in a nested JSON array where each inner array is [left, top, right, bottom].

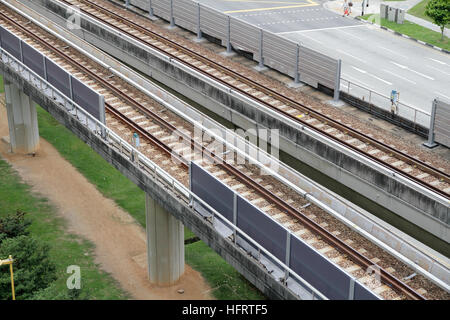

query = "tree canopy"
[[425, 0, 450, 39]]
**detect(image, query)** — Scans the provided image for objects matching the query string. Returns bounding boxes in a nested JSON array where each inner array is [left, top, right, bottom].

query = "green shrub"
[[0, 235, 56, 300], [0, 211, 31, 242]]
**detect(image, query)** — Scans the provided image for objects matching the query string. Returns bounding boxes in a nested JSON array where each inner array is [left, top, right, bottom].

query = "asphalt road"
[[196, 0, 450, 125], [197, 0, 359, 33]]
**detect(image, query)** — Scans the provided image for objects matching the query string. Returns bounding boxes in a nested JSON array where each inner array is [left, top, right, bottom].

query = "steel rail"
[[0, 8, 425, 300], [65, 0, 449, 198]]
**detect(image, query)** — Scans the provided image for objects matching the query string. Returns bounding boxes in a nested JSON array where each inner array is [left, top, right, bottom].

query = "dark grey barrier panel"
[[22, 41, 45, 78], [190, 162, 234, 222], [71, 76, 101, 120], [237, 196, 287, 262], [290, 235, 357, 300], [0, 26, 21, 60], [45, 57, 71, 98], [190, 161, 379, 299], [354, 281, 379, 300]]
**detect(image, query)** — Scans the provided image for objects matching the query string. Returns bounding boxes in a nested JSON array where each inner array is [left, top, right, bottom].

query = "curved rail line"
[[61, 0, 450, 199], [0, 7, 428, 299]]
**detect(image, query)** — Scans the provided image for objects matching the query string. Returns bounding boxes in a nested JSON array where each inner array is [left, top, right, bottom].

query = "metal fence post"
[[43, 56, 48, 81], [233, 193, 237, 244], [333, 59, 341, 101], [19, 40, 23, 63], [196, 3, 202, 40], [258, 29, 264, 69], [188, 161, 193, 206], [226, 16, 231, 53], [99, 94, 106, 138], [149, 0, 154, 18], [284, 231, 291, 283], [294, 44, 300, 83], [348, 278, 355, 300], [423, 99, 438, 148], [125, 0, 129, 9], [69, 75, 74, 100], [170, 0, 175, 27]]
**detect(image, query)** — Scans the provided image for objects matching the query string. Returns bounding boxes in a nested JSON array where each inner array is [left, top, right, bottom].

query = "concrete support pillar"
[[145, 193, 184, 285], [4, 80, 39, 154]]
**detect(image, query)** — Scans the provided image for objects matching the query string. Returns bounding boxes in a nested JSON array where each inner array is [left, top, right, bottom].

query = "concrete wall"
[[0, 59, 303, 300]]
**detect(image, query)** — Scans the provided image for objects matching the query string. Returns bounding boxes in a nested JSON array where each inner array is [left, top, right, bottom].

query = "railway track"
[[58, 0, 450, 199], [1, 4, 448, 300]]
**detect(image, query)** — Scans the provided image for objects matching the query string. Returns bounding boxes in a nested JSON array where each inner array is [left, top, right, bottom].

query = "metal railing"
[[0, 45, 327, 300], [340, 77, 431, 128]]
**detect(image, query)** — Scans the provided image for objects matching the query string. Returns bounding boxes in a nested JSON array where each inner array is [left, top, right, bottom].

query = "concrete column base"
[[145, 193, 184, 286], [4, 79, 39, 154]]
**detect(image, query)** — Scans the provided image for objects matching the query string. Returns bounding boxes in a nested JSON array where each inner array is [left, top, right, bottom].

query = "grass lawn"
[[408, 0, 432, 21], [21, 92, 263, 299], [0, 158, 129, 300], [361, 14, 450, 51]]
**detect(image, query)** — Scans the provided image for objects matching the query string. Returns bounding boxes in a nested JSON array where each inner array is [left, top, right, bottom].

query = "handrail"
[[340, 77, 431, 128]]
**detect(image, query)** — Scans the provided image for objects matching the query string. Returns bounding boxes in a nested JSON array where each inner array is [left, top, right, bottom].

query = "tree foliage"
[[425, 0, 450, 39], [0, 235, 56, 300]]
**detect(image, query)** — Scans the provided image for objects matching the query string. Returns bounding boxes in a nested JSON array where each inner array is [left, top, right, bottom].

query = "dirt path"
[[0, 103, 213, 300]]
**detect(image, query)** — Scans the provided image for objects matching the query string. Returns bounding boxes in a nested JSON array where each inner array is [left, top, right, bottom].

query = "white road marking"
[[351, 66, 392, 85], [390, 61, 434, 80], [276, 24, 366, 35], [390, 61, 407, 69], [368, 74, 392, 85], [427, 65, 450, 76], [427, 57, 449, 66], [382, 69, 416, 84], [435, 91, 450, 100], [234, 8, 324, 18], [337, 49, 365, 63], [351, 66, 367, 73], [300, 33, 324, 45], [341, 73, 373, 89], [408, 69, 434, 80], [379, 46, 409, 59], [340, 29, 363, 40]]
